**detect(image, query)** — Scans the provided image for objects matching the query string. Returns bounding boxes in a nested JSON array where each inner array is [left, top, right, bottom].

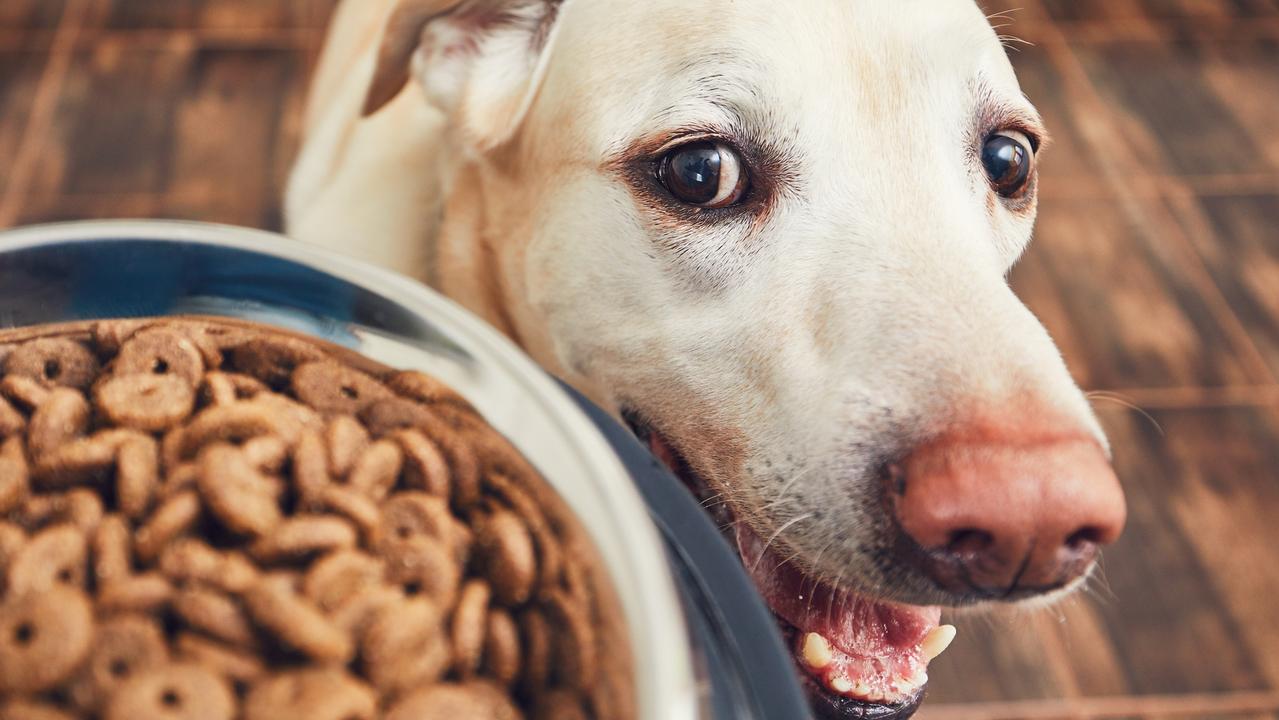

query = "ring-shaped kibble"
[[114, 329, 205, 387], [346, 439, 402, 500], [5, 338, 100, 390], [224, 335, 325, 389], [483, 609, 522, 686], [243, 669, 377, 720], [291, 362, 392, 416], [361, 597, 450, 694], [451, 579, 492, 677], [103, 664, 235, 720], [27, 388, 90, 459], [385, 682, 523, 720], [0, 585, 94, 694], [476, 508, 537, 607], [8, 523, 88, 594], [302, 549, 385, 613], [325, 415, 369, 478], [96, 374, 196, 433], [379, 535, 460, 607], [69, 614, 169, 712], [0, 395, 25, 438], [242, 575, 353, 664]]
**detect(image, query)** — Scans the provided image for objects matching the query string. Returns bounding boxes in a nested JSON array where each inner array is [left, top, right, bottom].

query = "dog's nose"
[[890, 434, 1126, 598]]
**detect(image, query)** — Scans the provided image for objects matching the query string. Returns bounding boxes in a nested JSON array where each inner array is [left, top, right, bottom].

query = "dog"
[[287, 1, 1128, 717]]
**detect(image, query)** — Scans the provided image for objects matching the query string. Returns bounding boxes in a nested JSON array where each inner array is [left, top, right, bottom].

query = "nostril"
[[1066, 526, 1104, 550], [945, 528, 994, 555]]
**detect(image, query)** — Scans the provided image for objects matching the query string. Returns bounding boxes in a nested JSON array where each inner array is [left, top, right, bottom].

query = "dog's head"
[[366, 1, 1127, 716]]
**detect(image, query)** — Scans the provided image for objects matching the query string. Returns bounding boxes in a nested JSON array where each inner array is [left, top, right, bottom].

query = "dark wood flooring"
[[1, 2, 1277, 718]]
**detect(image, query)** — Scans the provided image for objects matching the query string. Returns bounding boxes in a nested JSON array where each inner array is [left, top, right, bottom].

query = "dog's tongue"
[[736, 523, 950, 704]]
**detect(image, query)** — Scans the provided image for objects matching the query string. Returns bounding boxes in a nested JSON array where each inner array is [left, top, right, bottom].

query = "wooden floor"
[[1, 2, 1278, 718]]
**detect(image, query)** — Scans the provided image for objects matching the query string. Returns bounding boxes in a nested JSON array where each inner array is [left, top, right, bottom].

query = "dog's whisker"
[[1086, 390, 1166, 436], [804, 538, 838, 617], [760, 465, 817, 513], [752, 513, 813, 574]]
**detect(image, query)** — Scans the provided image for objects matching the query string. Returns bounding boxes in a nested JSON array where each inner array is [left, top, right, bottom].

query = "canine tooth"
[[829, 676, 853, 694], [802, 632, 834, 669], [922, 624, 957, 661]]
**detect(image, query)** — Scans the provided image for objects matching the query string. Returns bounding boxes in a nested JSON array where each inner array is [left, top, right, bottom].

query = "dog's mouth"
[[624, 412, 956, 720]]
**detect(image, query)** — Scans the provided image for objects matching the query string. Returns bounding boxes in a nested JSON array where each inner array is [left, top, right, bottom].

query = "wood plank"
[[23, 38, 307, 229], [1068, 39, 1275, 177], [0, 51, 48, 199], [1011, 193, 1268, 389], [0, 0, 66, 30], [83, 0, 331, 31], [1166, 191, 1279, 384]]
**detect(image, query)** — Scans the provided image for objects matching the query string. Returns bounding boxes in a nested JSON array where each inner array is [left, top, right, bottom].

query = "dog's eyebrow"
[[972, 78, 1049, 149]]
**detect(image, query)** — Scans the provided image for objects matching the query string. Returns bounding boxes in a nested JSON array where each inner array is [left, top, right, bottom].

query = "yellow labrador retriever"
[[287, 1, 1127, 717]]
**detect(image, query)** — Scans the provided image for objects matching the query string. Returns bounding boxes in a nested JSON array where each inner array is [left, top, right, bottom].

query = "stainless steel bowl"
[[0, 219, 702, 720]]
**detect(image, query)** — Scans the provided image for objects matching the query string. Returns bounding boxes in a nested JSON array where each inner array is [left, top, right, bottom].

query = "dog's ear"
[[363, 0, 564, 151]]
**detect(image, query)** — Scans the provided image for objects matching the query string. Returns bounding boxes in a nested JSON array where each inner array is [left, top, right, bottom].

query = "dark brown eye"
[[657, 141, 748, 208], [981, 131, 1034, 198]]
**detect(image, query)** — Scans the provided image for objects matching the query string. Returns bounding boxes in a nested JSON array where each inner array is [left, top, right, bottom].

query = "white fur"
[[287, 0, 1106, 607]]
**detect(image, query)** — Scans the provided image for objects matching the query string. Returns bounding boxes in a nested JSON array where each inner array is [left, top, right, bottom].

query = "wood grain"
[[2, 2, 1278, 719]]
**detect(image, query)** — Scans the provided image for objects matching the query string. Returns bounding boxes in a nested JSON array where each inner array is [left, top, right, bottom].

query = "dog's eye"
[[658, 141, 748, 208], [981, 131, 1034, 198]]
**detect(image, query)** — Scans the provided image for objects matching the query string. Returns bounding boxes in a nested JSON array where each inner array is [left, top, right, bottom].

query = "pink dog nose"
[[891, 432, 1126, 598]]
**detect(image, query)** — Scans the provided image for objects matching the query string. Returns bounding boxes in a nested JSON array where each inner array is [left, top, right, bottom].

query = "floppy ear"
[[362, 0, 564, 151]]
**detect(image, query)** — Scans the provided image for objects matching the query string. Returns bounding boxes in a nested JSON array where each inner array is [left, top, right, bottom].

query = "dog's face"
[[368, 0, 1127, 716]]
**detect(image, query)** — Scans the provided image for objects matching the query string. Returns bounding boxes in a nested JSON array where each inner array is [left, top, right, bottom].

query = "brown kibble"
[[381, 492, 456, 545], [385, 681, 523, 720], [225, 333, 326, 388], [303, 550, 384, 612], [325, 415, 369, 478], [0, 522, 24, 587], [347, 438, 403, 500], [27, 387, 89, 458], [31, 431, 127, 488], [103, 664, 234, 720], [21, 488, 104, 533], [92, 514, 132, 583], [292, 361, 392, 415], [328, 585, 404, 637], [8, 523, 87, 594], [545, 590, 598, 690], [5, 337, 99, 390], [241, 434, 288, 473], [0, 586, 94, 693], [387, 370, 470, 407], [244, 669, 377, 720], [452, 579, 492, 677], [477, 508, 537, 607], [519, 608, 552, 696], [174, 633, 266, 684], [484, 609, 522, 687], [381, 535, 460, 607], [394, 428, 450, 496], [362, 597, 450, 694], [291, 430, 331, 501], [197, 445, 280, 537], [243, 574, 353, 663], [172, 588, 257, 649], [159, 539, 259, 594], [95, 373, 196, 432], [117, 434, 160, 519], [0, 396, 25, 438], [0, 436, 29, 514], [134, 490, 201, 562], [98, 573, 175, 613], [534, 690, 589, 720], [0, 698, 77, 720], [115, 328, 206, 386], [69, 614, 169, 712], [316, 485, 382, 542], [249, 515, 357, 563], [181, 403, 286, 458], [0, 375, 50, 411], [202, 371, 266, 406], [90, 319, 151, 353]]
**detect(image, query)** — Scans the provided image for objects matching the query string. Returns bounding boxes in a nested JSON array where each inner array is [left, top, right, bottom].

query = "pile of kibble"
[[0, 318, 631, 720]]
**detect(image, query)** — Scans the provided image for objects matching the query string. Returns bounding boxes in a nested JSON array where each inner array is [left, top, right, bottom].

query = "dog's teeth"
[[829, 676, 853, 694], [922, 624, 957, 661], [852, 680, 874, 697], [802, 632, 834, 669]]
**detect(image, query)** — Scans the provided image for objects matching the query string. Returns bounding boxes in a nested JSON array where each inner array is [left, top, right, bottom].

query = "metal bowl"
[[0, 219, 702, 720]]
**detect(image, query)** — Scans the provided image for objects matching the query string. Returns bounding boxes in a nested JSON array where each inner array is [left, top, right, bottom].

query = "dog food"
[[0, 317, 632, 720]]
